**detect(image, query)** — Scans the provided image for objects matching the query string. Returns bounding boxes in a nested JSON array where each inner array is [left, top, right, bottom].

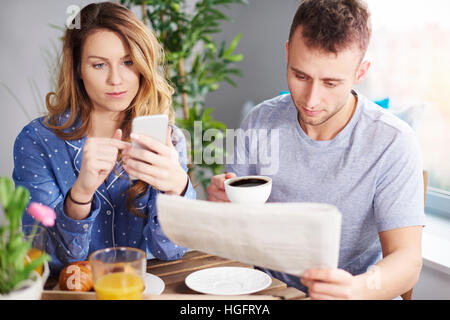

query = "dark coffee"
[[229, 178, 268, 188]]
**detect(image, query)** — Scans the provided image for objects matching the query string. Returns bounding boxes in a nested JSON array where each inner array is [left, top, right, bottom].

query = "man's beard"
[[295, 101, 347, 127]]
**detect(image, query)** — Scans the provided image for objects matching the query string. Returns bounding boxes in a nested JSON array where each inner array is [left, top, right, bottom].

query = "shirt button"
[[106, 210, 111, 215], [83, 224, 89, 231]]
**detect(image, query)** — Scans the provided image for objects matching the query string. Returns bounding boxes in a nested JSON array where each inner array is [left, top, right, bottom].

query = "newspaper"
[[156, 194, 342, 277]]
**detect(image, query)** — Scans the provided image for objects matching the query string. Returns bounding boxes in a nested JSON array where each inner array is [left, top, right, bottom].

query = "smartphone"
[[131, 114, 169, 150], [129, 115, 169, 180]]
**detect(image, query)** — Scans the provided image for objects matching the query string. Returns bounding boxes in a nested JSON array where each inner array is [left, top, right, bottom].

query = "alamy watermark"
[[178, 121, 281, 175], [66, 5, 81, 30], [366, 265, 382, 290]]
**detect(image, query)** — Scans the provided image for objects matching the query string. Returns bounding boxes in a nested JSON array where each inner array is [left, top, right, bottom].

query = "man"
[[206, 0, 425, 299]]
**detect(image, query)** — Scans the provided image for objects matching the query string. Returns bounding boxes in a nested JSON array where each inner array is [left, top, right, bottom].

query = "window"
[[359, 0, 450, 218]]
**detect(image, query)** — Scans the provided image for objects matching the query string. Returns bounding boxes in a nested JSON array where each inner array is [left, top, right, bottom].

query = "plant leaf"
[[0, 176, 14, 209], [222, 33, 242, 58]]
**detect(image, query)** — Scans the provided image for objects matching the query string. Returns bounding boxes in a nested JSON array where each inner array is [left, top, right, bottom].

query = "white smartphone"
[[131, 114, 169, 150], [129, 114, 169, 180]]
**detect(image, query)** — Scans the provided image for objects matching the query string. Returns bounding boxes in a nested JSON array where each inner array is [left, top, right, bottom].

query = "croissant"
[[58, 260, 93, 292]]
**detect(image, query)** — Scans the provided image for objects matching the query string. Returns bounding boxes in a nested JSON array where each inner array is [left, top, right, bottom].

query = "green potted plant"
[[0, 176, 55, 300], [120, 0, 247, 191]]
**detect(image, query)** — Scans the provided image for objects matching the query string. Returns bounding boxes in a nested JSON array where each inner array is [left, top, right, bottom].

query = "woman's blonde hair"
[[45, 2, 174, 217]]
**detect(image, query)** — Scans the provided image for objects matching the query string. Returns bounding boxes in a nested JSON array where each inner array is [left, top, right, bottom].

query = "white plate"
[[143, 272, 165, 295], [185, 267, 272, 295], [53, 272, 165, 295]]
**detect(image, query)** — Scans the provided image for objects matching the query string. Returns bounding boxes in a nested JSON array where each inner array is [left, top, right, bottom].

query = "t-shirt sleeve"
[[373, 132, 426, 232]]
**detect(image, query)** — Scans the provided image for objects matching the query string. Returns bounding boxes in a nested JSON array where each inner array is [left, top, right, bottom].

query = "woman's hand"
[[72, 129, 130, 202], [301, 268, 356, 300], [122, 127, 188, 195]]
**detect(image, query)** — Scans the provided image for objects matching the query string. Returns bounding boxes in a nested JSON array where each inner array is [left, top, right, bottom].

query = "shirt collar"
[[58, 110, 87, 150]]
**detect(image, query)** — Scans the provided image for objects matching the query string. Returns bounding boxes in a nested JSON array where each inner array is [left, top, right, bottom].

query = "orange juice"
[[24, 248, 43, 275], [94, 272, 144, 300]]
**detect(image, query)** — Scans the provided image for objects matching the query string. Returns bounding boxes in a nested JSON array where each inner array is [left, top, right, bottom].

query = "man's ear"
[[285, 41, 289, 62], [354, 59, 371, 85]]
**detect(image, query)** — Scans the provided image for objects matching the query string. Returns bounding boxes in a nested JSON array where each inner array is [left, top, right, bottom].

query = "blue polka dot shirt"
[[13, 116, 196, 275]]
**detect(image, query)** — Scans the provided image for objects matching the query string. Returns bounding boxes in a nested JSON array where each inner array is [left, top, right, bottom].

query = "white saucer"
[[185, 267, 272, 295], [53, 272, 165, 295], [143, 272, 165, 295]]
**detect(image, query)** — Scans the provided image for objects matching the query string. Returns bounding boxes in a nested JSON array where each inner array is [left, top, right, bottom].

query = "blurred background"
[[1, 0, 449, 299]]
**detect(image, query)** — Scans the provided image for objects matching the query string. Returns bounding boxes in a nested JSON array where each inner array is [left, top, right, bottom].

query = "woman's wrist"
[[64, 182, 95, 220], [179, 174, 189, 196], [170, 172, 189, 196], [68, 188, 94, 205], [71, 182, 95, 203]]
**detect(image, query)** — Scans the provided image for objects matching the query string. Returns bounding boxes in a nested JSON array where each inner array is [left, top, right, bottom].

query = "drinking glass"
[[89, 247, 146, 300], [21, 224, 47, 275]]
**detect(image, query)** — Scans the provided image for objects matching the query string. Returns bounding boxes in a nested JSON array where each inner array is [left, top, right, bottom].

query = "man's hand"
[[206, 172, 236, 202], [301, 268, 355, 300]]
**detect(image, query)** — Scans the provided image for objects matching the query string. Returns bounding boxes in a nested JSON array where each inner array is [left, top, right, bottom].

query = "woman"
[[13, 2, 195, 274]]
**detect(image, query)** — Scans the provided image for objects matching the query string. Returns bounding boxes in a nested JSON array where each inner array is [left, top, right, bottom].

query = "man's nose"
[[304, 82, 321, 109]]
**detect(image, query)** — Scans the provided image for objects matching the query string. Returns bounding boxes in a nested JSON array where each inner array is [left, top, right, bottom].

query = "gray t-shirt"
[[226, 91, 425, 294]]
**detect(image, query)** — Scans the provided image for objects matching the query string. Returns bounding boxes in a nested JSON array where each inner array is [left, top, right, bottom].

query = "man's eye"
[[325, 82, 337, 88], [295, 74, 306, 80]]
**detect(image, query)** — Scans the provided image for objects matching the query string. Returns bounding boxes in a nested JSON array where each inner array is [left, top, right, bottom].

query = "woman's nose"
[[107, 65, 123, 86]]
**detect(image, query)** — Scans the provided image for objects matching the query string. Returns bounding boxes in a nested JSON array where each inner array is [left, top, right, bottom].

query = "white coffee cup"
[[224, 175, 272, 204]]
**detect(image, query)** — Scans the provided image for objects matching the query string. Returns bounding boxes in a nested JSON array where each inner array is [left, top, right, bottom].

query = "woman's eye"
[[93, 63, 105, 69], [124, 60, 133, 66]]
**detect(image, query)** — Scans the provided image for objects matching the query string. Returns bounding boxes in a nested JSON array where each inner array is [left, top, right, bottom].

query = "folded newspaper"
[[156, 194, 342, 277]]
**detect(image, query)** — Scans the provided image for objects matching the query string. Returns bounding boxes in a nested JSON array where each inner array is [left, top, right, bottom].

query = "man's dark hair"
[[289, 0, 372, 55]]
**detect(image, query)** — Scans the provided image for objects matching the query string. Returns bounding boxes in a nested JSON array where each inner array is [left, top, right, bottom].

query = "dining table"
[[42, 250, 307, 300]]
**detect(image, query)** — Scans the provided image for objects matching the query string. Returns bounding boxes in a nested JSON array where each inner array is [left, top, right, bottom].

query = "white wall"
[[204, 0, 300, 129], [0, 0, 92, 177]]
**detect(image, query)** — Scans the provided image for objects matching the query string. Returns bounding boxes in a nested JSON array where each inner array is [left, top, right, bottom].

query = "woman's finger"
[[93, 137, 130, 150], [94, 147, 119, 160], [166, 125, 174, 147], [112, 128, 122, 141], [123, 163, 160, 189], [130, 133, 172, 157], [123, 148, 167, 168], [124, 158, 162, 179], [84, 159, 115, 175]]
